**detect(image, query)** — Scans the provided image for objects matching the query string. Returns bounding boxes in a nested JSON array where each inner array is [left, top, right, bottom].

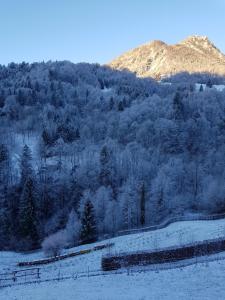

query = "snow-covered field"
[[2, 218, 225, 299], [195, 83, 225, 91], [2, 257, 225, 300]]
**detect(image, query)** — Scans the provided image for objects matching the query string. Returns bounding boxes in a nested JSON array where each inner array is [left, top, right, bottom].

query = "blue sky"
[[0, 0, 225, 65]]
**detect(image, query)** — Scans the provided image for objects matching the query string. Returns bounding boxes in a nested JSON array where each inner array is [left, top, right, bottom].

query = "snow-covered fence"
[[117, 212, 225, 237], [0, 268, 40, 287], [101, 237, 225, 271], [17, 243, 114, 267]]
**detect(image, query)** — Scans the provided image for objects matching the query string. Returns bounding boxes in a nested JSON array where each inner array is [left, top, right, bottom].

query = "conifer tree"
[[0, 186, 10, 248], [99, 145, 111, 187], [206, 79, 213, 88], [140, 183, 146, 227], [173, 91, 184, 121], [118, 101, 124, 111], [0, 143, 10, 185], [80, 200, 97, 244], [20, 145, 33, 186], [19, 177, 39, 248]]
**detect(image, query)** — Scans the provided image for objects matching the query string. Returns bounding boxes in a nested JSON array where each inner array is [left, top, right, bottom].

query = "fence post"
[[37, 268, 40, 279], [13, 271, 16, 282]]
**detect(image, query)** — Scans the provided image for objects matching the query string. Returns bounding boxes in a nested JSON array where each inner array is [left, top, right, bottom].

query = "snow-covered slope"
[[2, 217, 225, 299], [2, 217, 225, 271], [2, 258, 225, 300]]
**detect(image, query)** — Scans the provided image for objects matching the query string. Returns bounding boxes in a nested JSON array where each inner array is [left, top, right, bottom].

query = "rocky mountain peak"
[[109, 36, 225, 79]]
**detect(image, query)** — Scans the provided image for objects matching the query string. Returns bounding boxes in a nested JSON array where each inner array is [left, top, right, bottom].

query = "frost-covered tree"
[[65, 209, 81, 246], [1, 60, 225, 251]]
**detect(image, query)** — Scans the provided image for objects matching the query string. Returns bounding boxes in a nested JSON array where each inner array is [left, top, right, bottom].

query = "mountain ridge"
[[109, 35, 225, 79]]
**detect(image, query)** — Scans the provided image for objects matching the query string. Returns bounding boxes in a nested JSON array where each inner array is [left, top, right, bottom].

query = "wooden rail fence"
[[102, 237, 225, 271], [0, 268, 40, 286]]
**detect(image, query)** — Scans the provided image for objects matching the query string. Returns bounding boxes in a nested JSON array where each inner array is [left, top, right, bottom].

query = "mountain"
[[109, 35, 225, 79]]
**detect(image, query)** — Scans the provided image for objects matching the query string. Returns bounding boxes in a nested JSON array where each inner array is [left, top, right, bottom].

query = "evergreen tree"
[[70, 179, 83, 216], [0, 143, 10, 185], [20, 145, 33, 186], [17, 89, 25, 105], [80, 200, 97, 244], [173, 92, 184, 121], [0, 186, 10, 249], [206, 79, 213, 88], [140, 183, 146, 227], [39, 186, 53, 221], [109, 97, 114, 110], [0, 144, 11, 248], [99, 145, 111, 187], [199, 84, 203, 92], [117, 101, 124, 111], [19, 178, 39, 248], [0, 90, 5, 108]]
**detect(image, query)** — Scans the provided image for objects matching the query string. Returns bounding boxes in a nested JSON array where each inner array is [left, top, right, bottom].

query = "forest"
[[0, 61, 225, 251]]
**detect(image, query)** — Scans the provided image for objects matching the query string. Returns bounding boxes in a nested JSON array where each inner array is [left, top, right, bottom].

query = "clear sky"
[[0, 0, 225, 65]]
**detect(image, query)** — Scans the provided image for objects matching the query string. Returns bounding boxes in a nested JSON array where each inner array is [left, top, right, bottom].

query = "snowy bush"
[[42, 230, 66, 257]]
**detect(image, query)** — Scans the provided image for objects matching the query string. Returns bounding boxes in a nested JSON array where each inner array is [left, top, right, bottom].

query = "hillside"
[[109, 35, 225, 79], [2, 217, 225, 299], [1, 62, 225, 252]]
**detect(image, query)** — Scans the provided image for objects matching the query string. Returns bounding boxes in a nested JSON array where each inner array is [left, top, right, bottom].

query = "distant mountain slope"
[[109, 36, 225, 79]]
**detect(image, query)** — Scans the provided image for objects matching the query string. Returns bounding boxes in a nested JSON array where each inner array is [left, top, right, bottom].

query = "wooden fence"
[[17, 243, 114, 267], [0, 268, 40, 286], [117, 212, 225, 237], [102, 238, 225, 271]]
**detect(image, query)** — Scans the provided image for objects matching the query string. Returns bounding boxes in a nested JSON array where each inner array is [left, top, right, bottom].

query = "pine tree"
[[0, 144, 11, 248], [0, 186, 10, 249], [39, 186, 53, 220], [19, 178, 39, 248], [109, 97, 114, 110], [140, 183, 146, 227], [80, 200, 97, 244], [70, 179, 83, 216], [118, 101, 124, 111], [206, 79, 213, 88], [99, 145, 111, 187], [20, 145, 33, 186], [0, 90, 5, 108], [173, 92, 184, 121], [0, 144, 10, 185]]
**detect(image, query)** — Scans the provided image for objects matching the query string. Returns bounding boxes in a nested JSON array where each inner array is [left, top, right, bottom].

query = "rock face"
[[109, 36, 225, 79]]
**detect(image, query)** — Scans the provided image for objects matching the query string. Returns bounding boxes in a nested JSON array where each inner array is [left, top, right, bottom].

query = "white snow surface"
[[195, 83, 225, 91], [2, 218, 225, 299]]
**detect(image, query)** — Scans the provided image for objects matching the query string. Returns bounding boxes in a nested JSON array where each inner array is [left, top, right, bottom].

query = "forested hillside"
[[0, 61, 225, 251]]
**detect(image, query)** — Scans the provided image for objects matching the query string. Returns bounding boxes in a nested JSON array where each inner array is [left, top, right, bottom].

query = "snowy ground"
[[2, 218, 225, 273], [195, 83, 225, 91], [2, 257, 225, 300], [2, 218, 225, 299]]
